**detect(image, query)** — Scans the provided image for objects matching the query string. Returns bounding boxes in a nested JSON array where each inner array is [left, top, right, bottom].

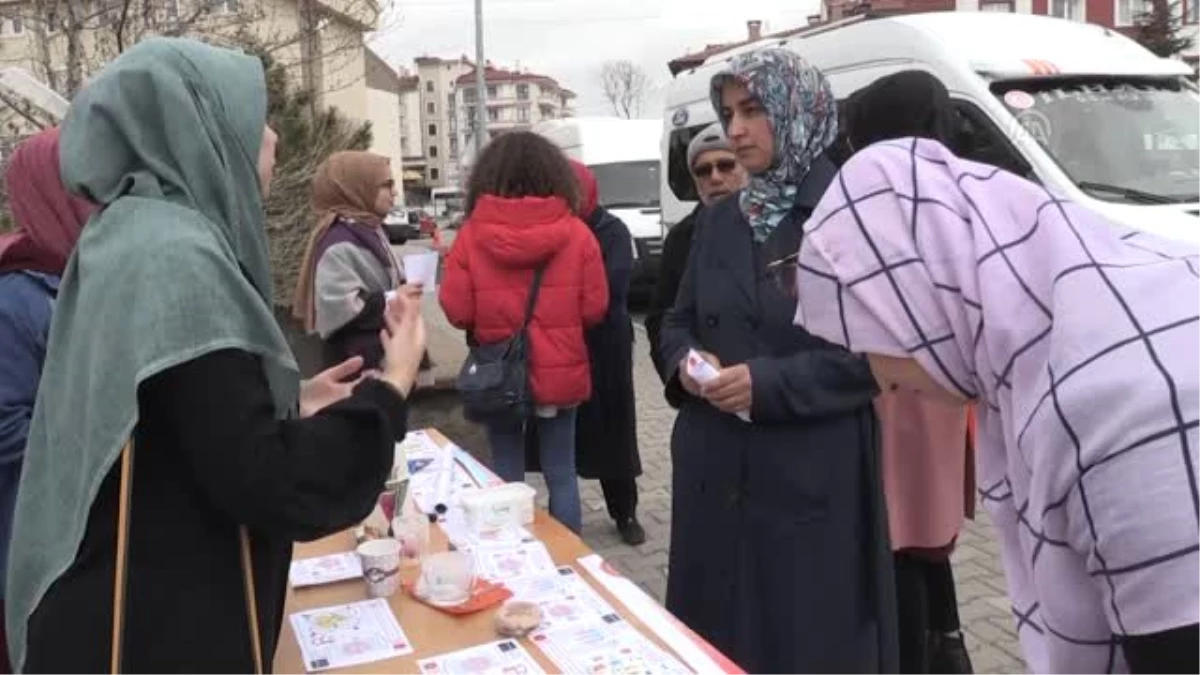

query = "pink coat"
[[875, 392, 972, 552]]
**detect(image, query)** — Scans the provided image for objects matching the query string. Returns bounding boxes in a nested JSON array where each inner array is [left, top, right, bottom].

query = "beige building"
[[454, 63, 576, 176], [364, 46, 405, 207], [409, 55, 471, 189], [0, 0, 383, 138], [393, 56, 576, 196]]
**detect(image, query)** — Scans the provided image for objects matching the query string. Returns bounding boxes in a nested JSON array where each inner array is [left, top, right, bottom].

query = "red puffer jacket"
[[438, 194, 609, 407]]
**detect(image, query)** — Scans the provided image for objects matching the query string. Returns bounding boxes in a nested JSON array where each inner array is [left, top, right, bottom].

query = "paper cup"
[[357, 538, 402, 598], [417, 551, 474, 606], [403, 251, 439, 292]]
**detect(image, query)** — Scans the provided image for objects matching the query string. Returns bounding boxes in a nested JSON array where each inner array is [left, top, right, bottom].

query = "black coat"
[[658, 155, 898, 674], [23, 350, 403, 673], [645, 203, 702, 409], [526, 208, 641, 481]]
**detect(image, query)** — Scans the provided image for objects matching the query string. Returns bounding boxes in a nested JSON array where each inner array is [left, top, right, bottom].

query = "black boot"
[[928, 631, 974, 674], [616, 517, 646, 546]]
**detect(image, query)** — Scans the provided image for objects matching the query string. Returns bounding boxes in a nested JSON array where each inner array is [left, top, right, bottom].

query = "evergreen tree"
[[249, 44, 373, 308], [1133, 0, 1193, 58]]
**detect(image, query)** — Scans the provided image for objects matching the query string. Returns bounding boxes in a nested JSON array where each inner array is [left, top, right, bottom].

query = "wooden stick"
[[110, 442, 134, 675], [239, 526, 264, 675]]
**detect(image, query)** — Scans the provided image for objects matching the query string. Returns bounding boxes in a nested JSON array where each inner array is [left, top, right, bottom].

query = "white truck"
[[661, 12, 1199, 245], [534, 117, 665, 296]]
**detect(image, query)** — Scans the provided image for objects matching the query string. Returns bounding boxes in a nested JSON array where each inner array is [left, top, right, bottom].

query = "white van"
[[535, 117, 665, 294], [661, 12, 1200, 245]]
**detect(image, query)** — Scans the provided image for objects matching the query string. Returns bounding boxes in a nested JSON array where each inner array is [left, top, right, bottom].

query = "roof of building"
[[454, 64, 575, 98], [365, 48, 401, 92]]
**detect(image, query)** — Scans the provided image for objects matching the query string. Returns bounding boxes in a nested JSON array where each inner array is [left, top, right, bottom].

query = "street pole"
[[473, 0, 489, 161]]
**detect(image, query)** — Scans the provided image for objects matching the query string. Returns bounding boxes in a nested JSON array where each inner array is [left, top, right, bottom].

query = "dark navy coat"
[[658, 155, 898, 673]]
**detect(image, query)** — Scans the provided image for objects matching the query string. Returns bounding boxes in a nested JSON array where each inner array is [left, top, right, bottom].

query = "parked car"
[[384, 209, 421, 244]]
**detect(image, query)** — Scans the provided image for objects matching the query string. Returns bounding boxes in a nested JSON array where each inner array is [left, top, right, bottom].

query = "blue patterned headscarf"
[[710, 49, 838, 242]]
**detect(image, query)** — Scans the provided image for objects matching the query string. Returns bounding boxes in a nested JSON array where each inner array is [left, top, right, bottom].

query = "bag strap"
[[111, 442, 264, 675], [519, 266, 547, 331]]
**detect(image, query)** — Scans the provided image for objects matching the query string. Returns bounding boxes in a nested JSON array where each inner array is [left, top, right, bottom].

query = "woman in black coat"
[[658, 48, 896, 673]]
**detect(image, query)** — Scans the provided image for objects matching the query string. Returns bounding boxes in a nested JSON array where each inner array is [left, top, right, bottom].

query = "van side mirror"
[[408, 212, 419, 225]]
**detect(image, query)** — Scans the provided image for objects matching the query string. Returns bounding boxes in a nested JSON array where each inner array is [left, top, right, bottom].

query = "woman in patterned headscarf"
[[657, 48, 897, 673]]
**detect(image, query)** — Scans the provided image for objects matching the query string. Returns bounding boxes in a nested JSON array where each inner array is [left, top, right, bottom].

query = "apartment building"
[[453, 63, 576, 172], [409, 55, 471, 189], [0, 0, 384, 135], [396, 56, 576, 194]]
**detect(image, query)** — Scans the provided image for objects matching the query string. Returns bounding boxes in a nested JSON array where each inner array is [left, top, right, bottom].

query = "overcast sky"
[[368, 0, 822, 119]]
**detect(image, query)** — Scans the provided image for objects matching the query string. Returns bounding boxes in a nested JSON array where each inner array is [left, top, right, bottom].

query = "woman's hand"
[[299, 356, 366, 418], [704, 363, 753, 414], [679, 350, 720, 396], [378, 286, 427, 397]]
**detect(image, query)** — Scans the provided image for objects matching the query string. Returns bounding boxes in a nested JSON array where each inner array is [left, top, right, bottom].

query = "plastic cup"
[[356, 538, 402, 598], [417, 551, 475, 606], [391, 511, 429, 568], [403, 251, 439, 292]]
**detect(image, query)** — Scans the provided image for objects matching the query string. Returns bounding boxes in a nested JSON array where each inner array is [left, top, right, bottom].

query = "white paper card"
[[684, 349, 750, 423], [416, 639, 546, 675], [288, 552, 363, 588], [289, 598, 413, 672]]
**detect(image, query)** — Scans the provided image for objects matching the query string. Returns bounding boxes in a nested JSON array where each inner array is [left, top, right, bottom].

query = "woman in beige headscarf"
[[294, 151, 427, 374]]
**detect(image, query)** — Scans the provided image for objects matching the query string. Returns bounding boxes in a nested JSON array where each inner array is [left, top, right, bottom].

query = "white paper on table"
[[416, 639, 546, 675], [439, 508, 535, 552], [684, 349, 751, 423], [577, 554, 727, 674], [529, 613, 692, 675], [504, 567, 617, 632], [288, 598, 413, 672], [397, 430, 443, 470], [470, 539, 556, 582], [288, 552, 363, 588]]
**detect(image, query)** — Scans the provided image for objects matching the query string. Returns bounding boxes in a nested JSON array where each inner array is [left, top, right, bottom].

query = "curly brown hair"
[[465, 131, 581, 214]]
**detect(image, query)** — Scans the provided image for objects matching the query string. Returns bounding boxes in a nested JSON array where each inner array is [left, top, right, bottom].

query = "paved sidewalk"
[[416, 288, 1027, 673]]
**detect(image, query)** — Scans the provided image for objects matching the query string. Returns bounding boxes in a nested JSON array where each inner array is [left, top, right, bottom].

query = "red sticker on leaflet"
[[1004, 90, 1035, 110]]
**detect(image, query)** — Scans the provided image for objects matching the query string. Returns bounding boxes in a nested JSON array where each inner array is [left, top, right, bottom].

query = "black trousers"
[[895, 553, 961, 673], [600, 477, 638, 522]]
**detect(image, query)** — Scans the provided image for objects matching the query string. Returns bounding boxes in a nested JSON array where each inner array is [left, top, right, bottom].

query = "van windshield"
[[590, 161, 661, 209], [992, 78, 1199, 204]]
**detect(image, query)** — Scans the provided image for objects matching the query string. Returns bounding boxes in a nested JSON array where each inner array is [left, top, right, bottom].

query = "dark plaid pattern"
[[792, 138, 1199, 673]]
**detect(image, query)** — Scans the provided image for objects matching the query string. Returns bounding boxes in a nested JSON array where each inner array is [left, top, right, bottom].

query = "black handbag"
[[457, 266, 546, 423]]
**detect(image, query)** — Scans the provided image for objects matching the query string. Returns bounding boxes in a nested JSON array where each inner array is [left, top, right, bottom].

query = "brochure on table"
[[288, 431, 738, 674]]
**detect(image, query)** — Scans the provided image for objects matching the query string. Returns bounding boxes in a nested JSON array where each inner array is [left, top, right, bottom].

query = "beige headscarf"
[[292, 150, 393, 332]]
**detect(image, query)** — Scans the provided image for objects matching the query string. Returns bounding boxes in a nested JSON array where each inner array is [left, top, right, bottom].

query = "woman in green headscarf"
[[5, 38, 425, 673]]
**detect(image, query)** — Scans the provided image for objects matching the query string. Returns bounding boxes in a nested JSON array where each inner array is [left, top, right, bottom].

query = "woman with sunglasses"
[[657, 48, 896, 673], [294, 151, 427, 373]]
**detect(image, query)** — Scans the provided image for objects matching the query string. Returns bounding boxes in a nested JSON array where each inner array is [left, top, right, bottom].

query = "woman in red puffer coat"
[[438, 131, 608, 533]]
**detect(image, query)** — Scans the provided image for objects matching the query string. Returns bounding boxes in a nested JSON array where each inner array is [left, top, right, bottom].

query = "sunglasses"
[[692, 158, 738, 179]]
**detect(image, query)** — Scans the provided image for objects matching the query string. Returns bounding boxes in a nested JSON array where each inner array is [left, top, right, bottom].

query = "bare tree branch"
[[600, 60, 649, 119]]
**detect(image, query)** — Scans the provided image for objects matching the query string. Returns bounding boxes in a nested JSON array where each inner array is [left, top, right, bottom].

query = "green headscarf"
[[5, 37, 298, 670]]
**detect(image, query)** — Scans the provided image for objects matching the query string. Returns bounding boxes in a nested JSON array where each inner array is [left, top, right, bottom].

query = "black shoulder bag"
[[457, 266, 546, 424]]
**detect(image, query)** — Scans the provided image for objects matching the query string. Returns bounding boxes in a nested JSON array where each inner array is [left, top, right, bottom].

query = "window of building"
[[466, 106, 476, 123], [517, 84, 530, 100], [0, 12, 24, 36], [426, 101, 435, 115], [979, 0, 1014, 11], [1116, 0, 1153, 25], [1188, 0, 1198, 23], [425, 80, 434, 93], [1050, 0, 1083, 20], [428, 123, 437, 136], [213, 0, 240, 14], [163, 0, 180, 19], [449, 138, 458, 158], [487, 108, 499, 122], [463, 88, 477, 103], [517, 106, 530, 122], [486, 84, 497, 98], [430, 168, 440, 181], [429, 145, 438, 158]]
